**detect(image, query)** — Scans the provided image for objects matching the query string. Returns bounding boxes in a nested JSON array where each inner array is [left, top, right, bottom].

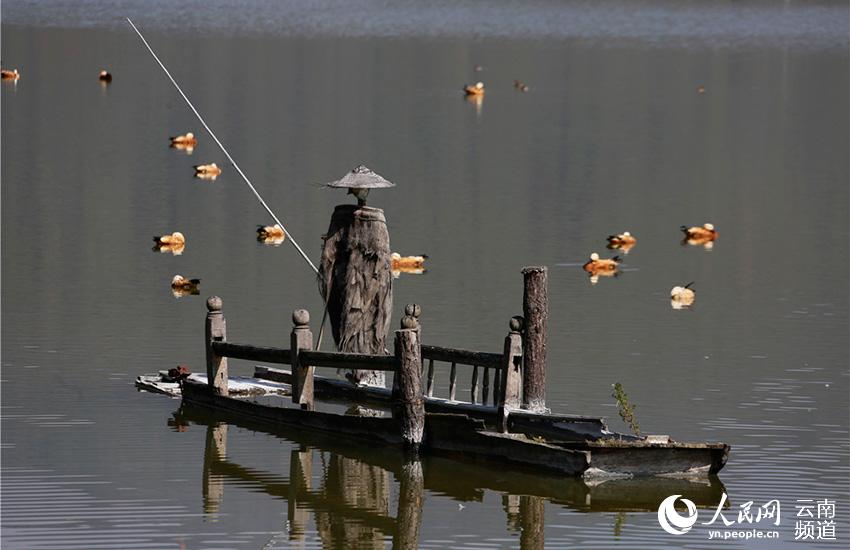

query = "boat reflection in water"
[[176, 404, 727, 548]]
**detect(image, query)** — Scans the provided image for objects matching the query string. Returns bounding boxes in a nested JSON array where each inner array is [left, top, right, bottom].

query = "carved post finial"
[[401, 315, 418, 330], [207, 296, 222, 312], [510, 315, 525, 333], [405, 303, 421, 318], [292, 308, 310, 327]]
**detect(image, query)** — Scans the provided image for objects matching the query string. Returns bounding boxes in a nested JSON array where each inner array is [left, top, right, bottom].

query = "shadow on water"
[[177, 403, 726, 548]]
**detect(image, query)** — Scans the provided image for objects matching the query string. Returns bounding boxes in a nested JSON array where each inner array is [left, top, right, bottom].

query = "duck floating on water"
[[464, 82, 485, 96], [194, 163, 221, 180], [154, 231, 185, 246], [257, 224, 286, 245], [391, 253, 427, 269], [513, 80, 529, 92], [171, 132, 197, 146], [607, 231, 636, 246], [670, 282, 696, 308], [99, 70, 112, 83], [681, 223, 717, 249], [1, 69, 20, 81], [583, 252, 621, 273], [171, 275, 200, 297], [681, 223, 717, 240], [391, 253, 427, 277]]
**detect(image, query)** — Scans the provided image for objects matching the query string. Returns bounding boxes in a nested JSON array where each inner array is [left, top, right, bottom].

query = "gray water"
[[2, 1, 849, 548]]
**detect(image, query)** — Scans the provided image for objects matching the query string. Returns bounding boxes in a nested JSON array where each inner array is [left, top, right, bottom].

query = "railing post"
[[521, 266, 548, 413], [394, 304, 421, 396], [291, 309, 314, 410], [394, 324, 424, 452], [498, 316, 524, 432], [205, 296, 228, 396]]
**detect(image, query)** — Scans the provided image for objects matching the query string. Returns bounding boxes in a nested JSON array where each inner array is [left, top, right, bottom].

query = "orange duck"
[[582, 252, 621, 273]]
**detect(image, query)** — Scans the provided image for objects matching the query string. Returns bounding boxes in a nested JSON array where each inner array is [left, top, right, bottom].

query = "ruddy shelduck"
[[154, 231, 186, 246], [607, 231, 637, 246], [1, 69, 20, 81], [583, 252, 621, 273], [257, 224, 286, 245], [171, 275, 200, 297], [464, 82, 485, 96], [391, 253, 427, 270], [99, 70, 112, 82], [194, 163, 221, 179], [681, 223, 717, 241], [171, 132, 197, 147]]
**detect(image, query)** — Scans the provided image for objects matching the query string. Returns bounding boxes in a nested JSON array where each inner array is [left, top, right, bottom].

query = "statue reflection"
[[182, 404, 726, 548]]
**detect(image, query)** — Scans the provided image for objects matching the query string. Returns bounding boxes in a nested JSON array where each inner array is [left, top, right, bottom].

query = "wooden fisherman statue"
[[319, 165, 395, 387]]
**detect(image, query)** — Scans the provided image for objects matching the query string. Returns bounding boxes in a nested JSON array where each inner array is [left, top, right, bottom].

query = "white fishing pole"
[[126, 18, 319, 275]]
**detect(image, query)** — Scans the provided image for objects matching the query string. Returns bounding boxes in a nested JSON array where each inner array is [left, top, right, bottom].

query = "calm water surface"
[[2, 1, 848, 548]]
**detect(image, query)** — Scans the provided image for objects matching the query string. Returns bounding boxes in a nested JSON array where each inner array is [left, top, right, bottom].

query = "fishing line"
[[128, 19, 335, 350], [126, 18, 319, 275]]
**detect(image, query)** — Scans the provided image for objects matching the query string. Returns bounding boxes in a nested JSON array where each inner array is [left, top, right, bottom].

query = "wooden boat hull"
[[181, 379, 729, 479]]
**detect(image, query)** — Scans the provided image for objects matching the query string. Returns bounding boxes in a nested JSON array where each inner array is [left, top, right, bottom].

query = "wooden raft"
[[175, 294, 729, 479]]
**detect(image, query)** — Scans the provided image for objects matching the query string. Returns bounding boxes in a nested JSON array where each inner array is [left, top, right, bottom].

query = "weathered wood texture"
[[394, 329, 425, 451], [300, 350, 398, 371], [448, 362, 457, 401], [393, 459, 424, 550], [421, 345, 503, 370], [291, 309, 314, 410], [498, 318, 524, 432], [204, 296, 228, 396], [521, 267, 548, 412], [211, 341, 291, 364], [253, 366, 611, 440], [470, 366, 480, 404], [320, 204, 393, 387]]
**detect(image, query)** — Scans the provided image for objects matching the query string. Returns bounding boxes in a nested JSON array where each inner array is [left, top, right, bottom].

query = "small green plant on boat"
[[611, 382, 640, 436]]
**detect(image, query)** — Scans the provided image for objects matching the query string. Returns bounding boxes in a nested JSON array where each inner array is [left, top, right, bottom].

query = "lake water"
[[2, 1, 848, 548]]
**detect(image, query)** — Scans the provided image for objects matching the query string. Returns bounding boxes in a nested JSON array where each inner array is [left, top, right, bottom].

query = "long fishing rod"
[[126, 18, 318, 275], [127, 18, 331, 350]]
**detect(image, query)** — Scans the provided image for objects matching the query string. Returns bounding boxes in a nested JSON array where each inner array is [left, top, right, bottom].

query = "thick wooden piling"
[[291, 309, 314, 410], [521, 266, 548, 412], [498, 316, 524, 432], [205, 296, 228, 396], [393, 325, 424, 451]]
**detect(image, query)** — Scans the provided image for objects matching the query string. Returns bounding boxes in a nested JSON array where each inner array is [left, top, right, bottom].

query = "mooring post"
[[291, 309, 314, 410], [393, 323, 424, 452], [205, 296, 228, 396], [394, 304, 421, 396], [521, 266, 548, 412], [497, 315, 524, 432]]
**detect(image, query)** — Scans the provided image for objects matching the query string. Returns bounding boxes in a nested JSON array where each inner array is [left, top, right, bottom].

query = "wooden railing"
[[203, 297, 529, 435]]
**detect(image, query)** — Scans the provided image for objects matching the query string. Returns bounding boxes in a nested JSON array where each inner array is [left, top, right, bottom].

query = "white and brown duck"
[[257, 224, 286, 245], [194, 163, 221, 180]]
